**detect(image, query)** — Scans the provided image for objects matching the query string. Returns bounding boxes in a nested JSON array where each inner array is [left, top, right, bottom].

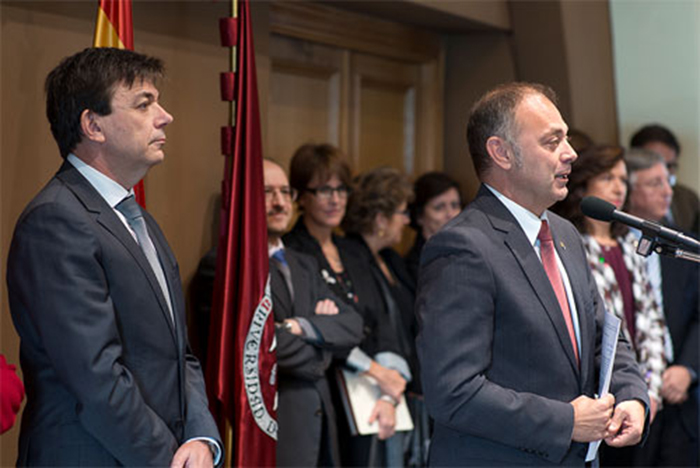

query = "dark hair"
[[408, 172, 461, 230], [467, 82, 558, 178], [45, 47, 165, 159], [551, 145, 627, 237], [342, 167, 413, 235], [289, 143, 352, 196], [630, 124, 681, 156]]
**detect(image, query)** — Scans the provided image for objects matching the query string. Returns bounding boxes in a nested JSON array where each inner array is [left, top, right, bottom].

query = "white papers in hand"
[[586, 310, 621, 462]]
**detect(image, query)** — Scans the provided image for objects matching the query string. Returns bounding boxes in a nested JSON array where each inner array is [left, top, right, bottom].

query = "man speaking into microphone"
[[416, 83, 649, 466]]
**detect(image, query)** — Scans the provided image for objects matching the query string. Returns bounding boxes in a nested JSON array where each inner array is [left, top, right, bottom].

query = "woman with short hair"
[[283, 146, 413, 466]]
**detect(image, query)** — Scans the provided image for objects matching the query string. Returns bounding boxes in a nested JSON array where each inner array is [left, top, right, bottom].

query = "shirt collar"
[[268, 239, 284, 258], [485, 183, 548, 247], [67, 153, 133, 208]]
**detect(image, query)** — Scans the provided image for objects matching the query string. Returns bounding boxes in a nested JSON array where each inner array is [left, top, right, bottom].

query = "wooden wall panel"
[[268, 35, 346, 166], [357, 83, 413, 173], [271, 1, 441, 62]]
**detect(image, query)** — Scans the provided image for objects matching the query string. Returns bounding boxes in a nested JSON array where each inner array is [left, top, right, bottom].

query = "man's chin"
[[553, 187, 568, 201], [144, 148, 165, 164], [150, 153, 165, 165]]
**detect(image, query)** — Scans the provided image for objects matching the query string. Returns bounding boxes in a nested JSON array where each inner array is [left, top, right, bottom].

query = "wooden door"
[[268, 35, 348, 169], [351, 53, 419, 175], [267, 1, 443, 178]]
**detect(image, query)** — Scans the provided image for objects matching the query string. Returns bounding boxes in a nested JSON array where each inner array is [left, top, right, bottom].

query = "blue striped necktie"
[[116, 195, 174, 324]]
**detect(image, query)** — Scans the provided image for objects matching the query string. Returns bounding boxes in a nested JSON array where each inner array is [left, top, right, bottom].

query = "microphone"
[[580, 196, 700, 253]]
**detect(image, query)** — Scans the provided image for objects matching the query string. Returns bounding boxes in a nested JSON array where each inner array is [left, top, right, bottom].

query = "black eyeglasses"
[[305, 185, 350, 201]]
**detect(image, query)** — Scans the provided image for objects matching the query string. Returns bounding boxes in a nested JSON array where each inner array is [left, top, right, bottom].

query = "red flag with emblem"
[[206, 0, 277, 465]]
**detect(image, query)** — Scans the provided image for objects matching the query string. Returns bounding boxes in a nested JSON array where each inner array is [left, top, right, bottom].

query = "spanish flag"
[[93, 0, 133, 50], [93, 0, 145, 206]]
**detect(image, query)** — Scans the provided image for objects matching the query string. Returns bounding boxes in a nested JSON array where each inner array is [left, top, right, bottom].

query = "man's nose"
[[663, 179, 674, 197], [562, 140, 577, 163], [156, 104, 174, 127]]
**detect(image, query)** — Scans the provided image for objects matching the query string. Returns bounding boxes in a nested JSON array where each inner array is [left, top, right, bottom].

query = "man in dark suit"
[[626, 148, 699, 466], [7, 48, 221, 466], [263, 159, 363, 466], [416, 82, 649, 466]]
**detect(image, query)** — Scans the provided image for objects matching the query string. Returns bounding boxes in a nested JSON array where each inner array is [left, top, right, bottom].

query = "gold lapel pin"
[[559, 241, 566, 249]]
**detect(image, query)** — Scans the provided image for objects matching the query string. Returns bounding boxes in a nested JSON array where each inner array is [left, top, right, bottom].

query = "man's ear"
[[80, 109, 105, 143], [486, 136, 514, 171]]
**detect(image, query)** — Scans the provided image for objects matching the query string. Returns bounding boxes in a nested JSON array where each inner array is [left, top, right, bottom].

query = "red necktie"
[[538, 220, 579, 364]]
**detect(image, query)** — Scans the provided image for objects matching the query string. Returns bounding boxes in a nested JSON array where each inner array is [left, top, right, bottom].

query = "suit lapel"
[[145, 216, 188, 415], [286, 251, 311, 318], [478, 188, 580, 376], [146, 216, 184, 343], [270, 261, 293, 321], [56, 162, 178, 342]]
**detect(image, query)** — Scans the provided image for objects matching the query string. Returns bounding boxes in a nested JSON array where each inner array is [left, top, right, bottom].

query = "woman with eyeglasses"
[[552, 145, 668, 467], [283, 145, 413, 467], [405, 172, 462, 284]]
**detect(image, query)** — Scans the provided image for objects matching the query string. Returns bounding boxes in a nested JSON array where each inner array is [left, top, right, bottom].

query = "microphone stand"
[[653, 241, 700, 264], [635, 231, 700, 264]]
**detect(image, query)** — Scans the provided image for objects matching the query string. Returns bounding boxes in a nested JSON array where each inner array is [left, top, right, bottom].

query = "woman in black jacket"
[[283, 144, 411, 466]]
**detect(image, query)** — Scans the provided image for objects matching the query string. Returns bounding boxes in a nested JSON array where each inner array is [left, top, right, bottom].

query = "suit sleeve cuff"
[[346, 346, 372, 373], [375, 351, 412, 382], [296, 317, 323, 344]]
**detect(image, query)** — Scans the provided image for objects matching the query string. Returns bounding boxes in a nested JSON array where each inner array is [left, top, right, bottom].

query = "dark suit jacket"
[[670, 183, 700, 237], [660, 254, 699, 438], [416, 186, 649, 466], [7, 162, 221, 466], [404, 233, 426, 285], [272, 248, 363, 467]]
